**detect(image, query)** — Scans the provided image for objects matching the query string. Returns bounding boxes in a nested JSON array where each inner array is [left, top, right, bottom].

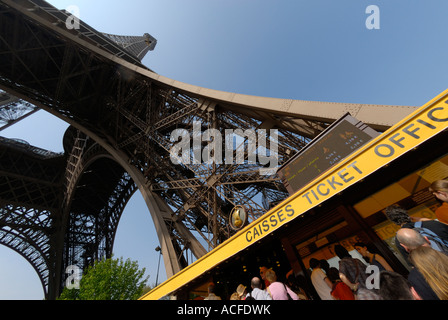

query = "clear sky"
[[1, 0, 448, 299]]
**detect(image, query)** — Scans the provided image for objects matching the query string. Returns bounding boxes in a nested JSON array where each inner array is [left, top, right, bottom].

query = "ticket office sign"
[[142, 88, 448, 300], [245, 91, 448, 244]]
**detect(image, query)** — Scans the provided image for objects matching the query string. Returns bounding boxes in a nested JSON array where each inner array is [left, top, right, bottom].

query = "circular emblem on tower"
[[229, 205, 247, 231]]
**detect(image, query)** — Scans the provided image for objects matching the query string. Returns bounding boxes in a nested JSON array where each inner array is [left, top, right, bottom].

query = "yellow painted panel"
[[373, 184, 410, 208], [354, 197, 384, 218], [418, 161, 448, 183]]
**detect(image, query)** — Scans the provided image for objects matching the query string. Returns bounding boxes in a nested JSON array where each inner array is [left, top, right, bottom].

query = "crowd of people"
[[201, 179, 448, 301], [203, 268, 304, 301]]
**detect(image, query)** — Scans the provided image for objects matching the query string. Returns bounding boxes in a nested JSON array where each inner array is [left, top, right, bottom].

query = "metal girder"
[[0, 136, 64, 298], [0, 91, 40, 131], [0, 205, 53, 296], [101, 33, 157, 61]]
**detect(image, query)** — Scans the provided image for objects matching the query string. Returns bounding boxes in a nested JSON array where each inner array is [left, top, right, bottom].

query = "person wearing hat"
[[236, 284, 247, 300]]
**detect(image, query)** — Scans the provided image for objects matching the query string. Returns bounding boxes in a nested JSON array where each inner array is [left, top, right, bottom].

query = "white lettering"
[[65, 265, 81, 289], [366, 265, 380, 289], [169, 129, 190, 165], [65, 5, 80, 30], [365, 5, 380, 30], [177, 304, 211, 318]]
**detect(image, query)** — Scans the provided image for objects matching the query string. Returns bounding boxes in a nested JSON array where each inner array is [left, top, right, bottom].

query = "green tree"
[[59, 256, 149, 300]]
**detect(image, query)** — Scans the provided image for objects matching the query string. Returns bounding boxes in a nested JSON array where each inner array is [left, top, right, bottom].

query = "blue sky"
[[1, 0, 448, 299]]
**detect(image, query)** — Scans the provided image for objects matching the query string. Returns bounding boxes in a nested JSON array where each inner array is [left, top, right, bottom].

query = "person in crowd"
[[354, 241, 393, 272], [409, 246, 448, 300], [395, 228, 440, 300], [319, 259, 330, 274], [407, 267, 439, 300], [264, 269, 299, 300], [396, 221, 448, 255], [309, 258, 334, 300], [326, 267, 355, 300], [229, 292, 240, 300], [384, 204, 448, 259], [286, 273, 309, 300], [396, 228, 432, 252], [204, 282, 221, 300], [246, 277, 271, 300], [235, 284, 247, 300], [378, 271, 416, 300], [385, 204, 448, 239], [335, 245, 381, 300], [297, 274, 314, 300], [259, 266, 270, 288], [429, 180, 448, 224]]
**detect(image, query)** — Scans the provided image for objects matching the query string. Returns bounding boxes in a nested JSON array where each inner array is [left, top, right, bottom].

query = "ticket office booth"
[[279, 128, 448, 291], [176, 129, 448, 300]]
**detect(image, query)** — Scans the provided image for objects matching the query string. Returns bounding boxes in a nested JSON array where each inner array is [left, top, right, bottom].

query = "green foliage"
[[58, 256, 149, 300]]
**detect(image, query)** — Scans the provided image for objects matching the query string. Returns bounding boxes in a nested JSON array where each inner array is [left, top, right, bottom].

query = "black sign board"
[[278, 113, 379, 195]]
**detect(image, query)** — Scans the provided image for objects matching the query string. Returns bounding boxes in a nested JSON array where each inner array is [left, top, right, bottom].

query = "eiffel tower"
[[0, 0, 417, 299]]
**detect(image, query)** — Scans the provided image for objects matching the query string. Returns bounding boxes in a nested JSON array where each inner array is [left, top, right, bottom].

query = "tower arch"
[[60, 127, 207, 292]]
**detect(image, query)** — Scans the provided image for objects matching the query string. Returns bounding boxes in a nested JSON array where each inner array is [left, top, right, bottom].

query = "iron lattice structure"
[[0, 91, 39, 131], [0, 0, 417, 299], [102, 33, 157, 61]]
